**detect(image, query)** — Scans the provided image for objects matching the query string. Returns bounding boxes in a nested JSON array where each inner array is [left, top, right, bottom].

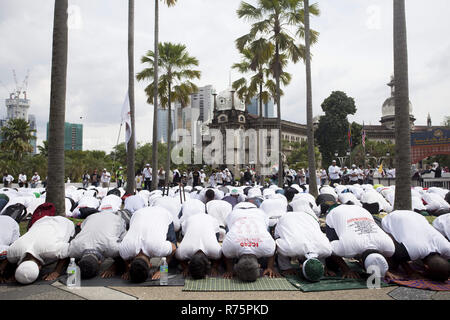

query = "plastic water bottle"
[[160, 257, 168, 286], [66, 258, 81, 288]]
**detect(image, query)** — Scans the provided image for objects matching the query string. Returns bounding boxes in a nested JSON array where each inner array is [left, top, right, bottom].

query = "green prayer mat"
[[285, 262, 396, 292], [183, 277, 298, 292]]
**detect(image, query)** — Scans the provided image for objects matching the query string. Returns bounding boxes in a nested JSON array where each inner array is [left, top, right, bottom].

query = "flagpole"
[[111, 122, 123, 191]]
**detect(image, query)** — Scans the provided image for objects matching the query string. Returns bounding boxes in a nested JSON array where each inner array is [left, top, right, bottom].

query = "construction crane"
[[10, 69, 30, 99]]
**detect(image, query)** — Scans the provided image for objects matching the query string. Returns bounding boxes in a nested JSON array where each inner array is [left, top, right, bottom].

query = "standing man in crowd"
[[143, 164, 152, 191], [3, 172, 14, 188], [82, 171, 90, 188], [116, 167, 124, 188], [328, 160, 341, 186], [18, 172, 27, 188], [101, 169, 111, 188], [31, 172, 40, 188], [91, 169, 99, 187]]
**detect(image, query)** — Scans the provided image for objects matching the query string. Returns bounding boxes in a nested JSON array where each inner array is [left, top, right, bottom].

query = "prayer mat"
[[284, 261, 395, 292], [385, 261, 450, 291], [386, 278, 449, 291], [0, 263, 61, 286], [183, 277, 298, 292]]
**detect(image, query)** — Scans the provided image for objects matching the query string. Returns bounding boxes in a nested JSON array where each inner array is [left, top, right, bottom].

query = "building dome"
[[381, 97, 413, 118], [216, 88, 246, 111]]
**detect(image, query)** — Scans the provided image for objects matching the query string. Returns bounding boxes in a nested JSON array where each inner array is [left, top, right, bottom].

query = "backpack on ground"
[[27, 203, 56, 230], [3, 203, 27, 224]]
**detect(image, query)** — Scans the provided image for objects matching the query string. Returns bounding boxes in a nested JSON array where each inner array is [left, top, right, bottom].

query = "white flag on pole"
[[121, 91, 132, 145]]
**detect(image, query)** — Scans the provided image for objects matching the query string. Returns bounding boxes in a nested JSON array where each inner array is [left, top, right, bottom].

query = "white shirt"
[[73, 196, 100, 216], [349, 169, 359, 182], [338, 192, 362, 207], [382, 210, 450, 261], [99, 195, 122, 212], [68, 212, 126, 259], [3, 175, 14, 183], [143, 167, 152, 180], [433, 213, 450, 240], [7, 216, 75, 265], [222, 207, 276, 259], [328, 165, 341, 180], [275, 212, 332, 260], [260, 197, 288, 227], [18, 174, 27, 183], [422, 192, 450, 212], [326, 205, 395, 258], [31, 175, 40, 183], [119, 206, 174, 260], [124, 195, 147, 213], [0, 215, 20, 256], [180, 199, 206, 225], [175, 214, 222, 261], [100, 172, 111, 183], [360, 191, 393, 213], [206, 200, 233, 228], [152, 197, 181, 232]]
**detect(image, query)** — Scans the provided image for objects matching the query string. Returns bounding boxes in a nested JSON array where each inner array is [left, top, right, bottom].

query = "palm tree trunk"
[[304, 0, 318, 198], [126, 0, 136, 195], [257, 81, 263, 183], [47, 0, 68, 216], [393, 0, 411, 210], [151, 0, 159, 191], [165, 81, 172, 186], [275, 42, 283, 187]]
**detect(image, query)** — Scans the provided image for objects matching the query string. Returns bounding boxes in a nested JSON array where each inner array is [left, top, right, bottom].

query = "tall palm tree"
[[152, 0, 178, 191], [237, 0, 319, 187], [126, 0, 136, 195], [303, 0, 318, 198], [137, 42, 200, 186], [393, 0, 411, 210], [0, 118, 36, 160], [47, 0, 68, 216], [233, 41, 291, 177]]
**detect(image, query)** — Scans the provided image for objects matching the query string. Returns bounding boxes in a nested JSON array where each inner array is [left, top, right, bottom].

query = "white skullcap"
[[364, 253, 389, 278], [15, 260, 40, 285], [247, 188, 262, 198]]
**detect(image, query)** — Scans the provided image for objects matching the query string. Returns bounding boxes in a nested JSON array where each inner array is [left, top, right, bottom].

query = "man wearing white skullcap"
[[7, 216, 75, 284], [325, 204, 395, 279]]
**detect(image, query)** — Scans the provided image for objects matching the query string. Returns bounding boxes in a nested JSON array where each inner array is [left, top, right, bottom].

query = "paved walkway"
[[1, 282, 449, 300]]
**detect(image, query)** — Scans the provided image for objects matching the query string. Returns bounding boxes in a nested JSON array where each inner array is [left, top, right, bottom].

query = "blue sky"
[[0, 0, 449, 152]]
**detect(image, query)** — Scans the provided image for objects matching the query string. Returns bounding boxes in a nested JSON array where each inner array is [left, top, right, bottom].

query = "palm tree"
[[152, 0, 178, 191], [393, 0, 411, 210], [236, 0, 319, 187], [38, 140, 49, 157], [0, 118, 36, 160], [126, 0, 136, 195], [137, 42, 200, 186], [233, 40, 291, 177], [47, 0, 68, 216], [303, 0, 319, 198]]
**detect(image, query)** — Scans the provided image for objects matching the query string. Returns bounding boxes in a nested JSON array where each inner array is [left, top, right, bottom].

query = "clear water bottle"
[[160, 257, 168, 286], [66, 258, 81, 288]]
